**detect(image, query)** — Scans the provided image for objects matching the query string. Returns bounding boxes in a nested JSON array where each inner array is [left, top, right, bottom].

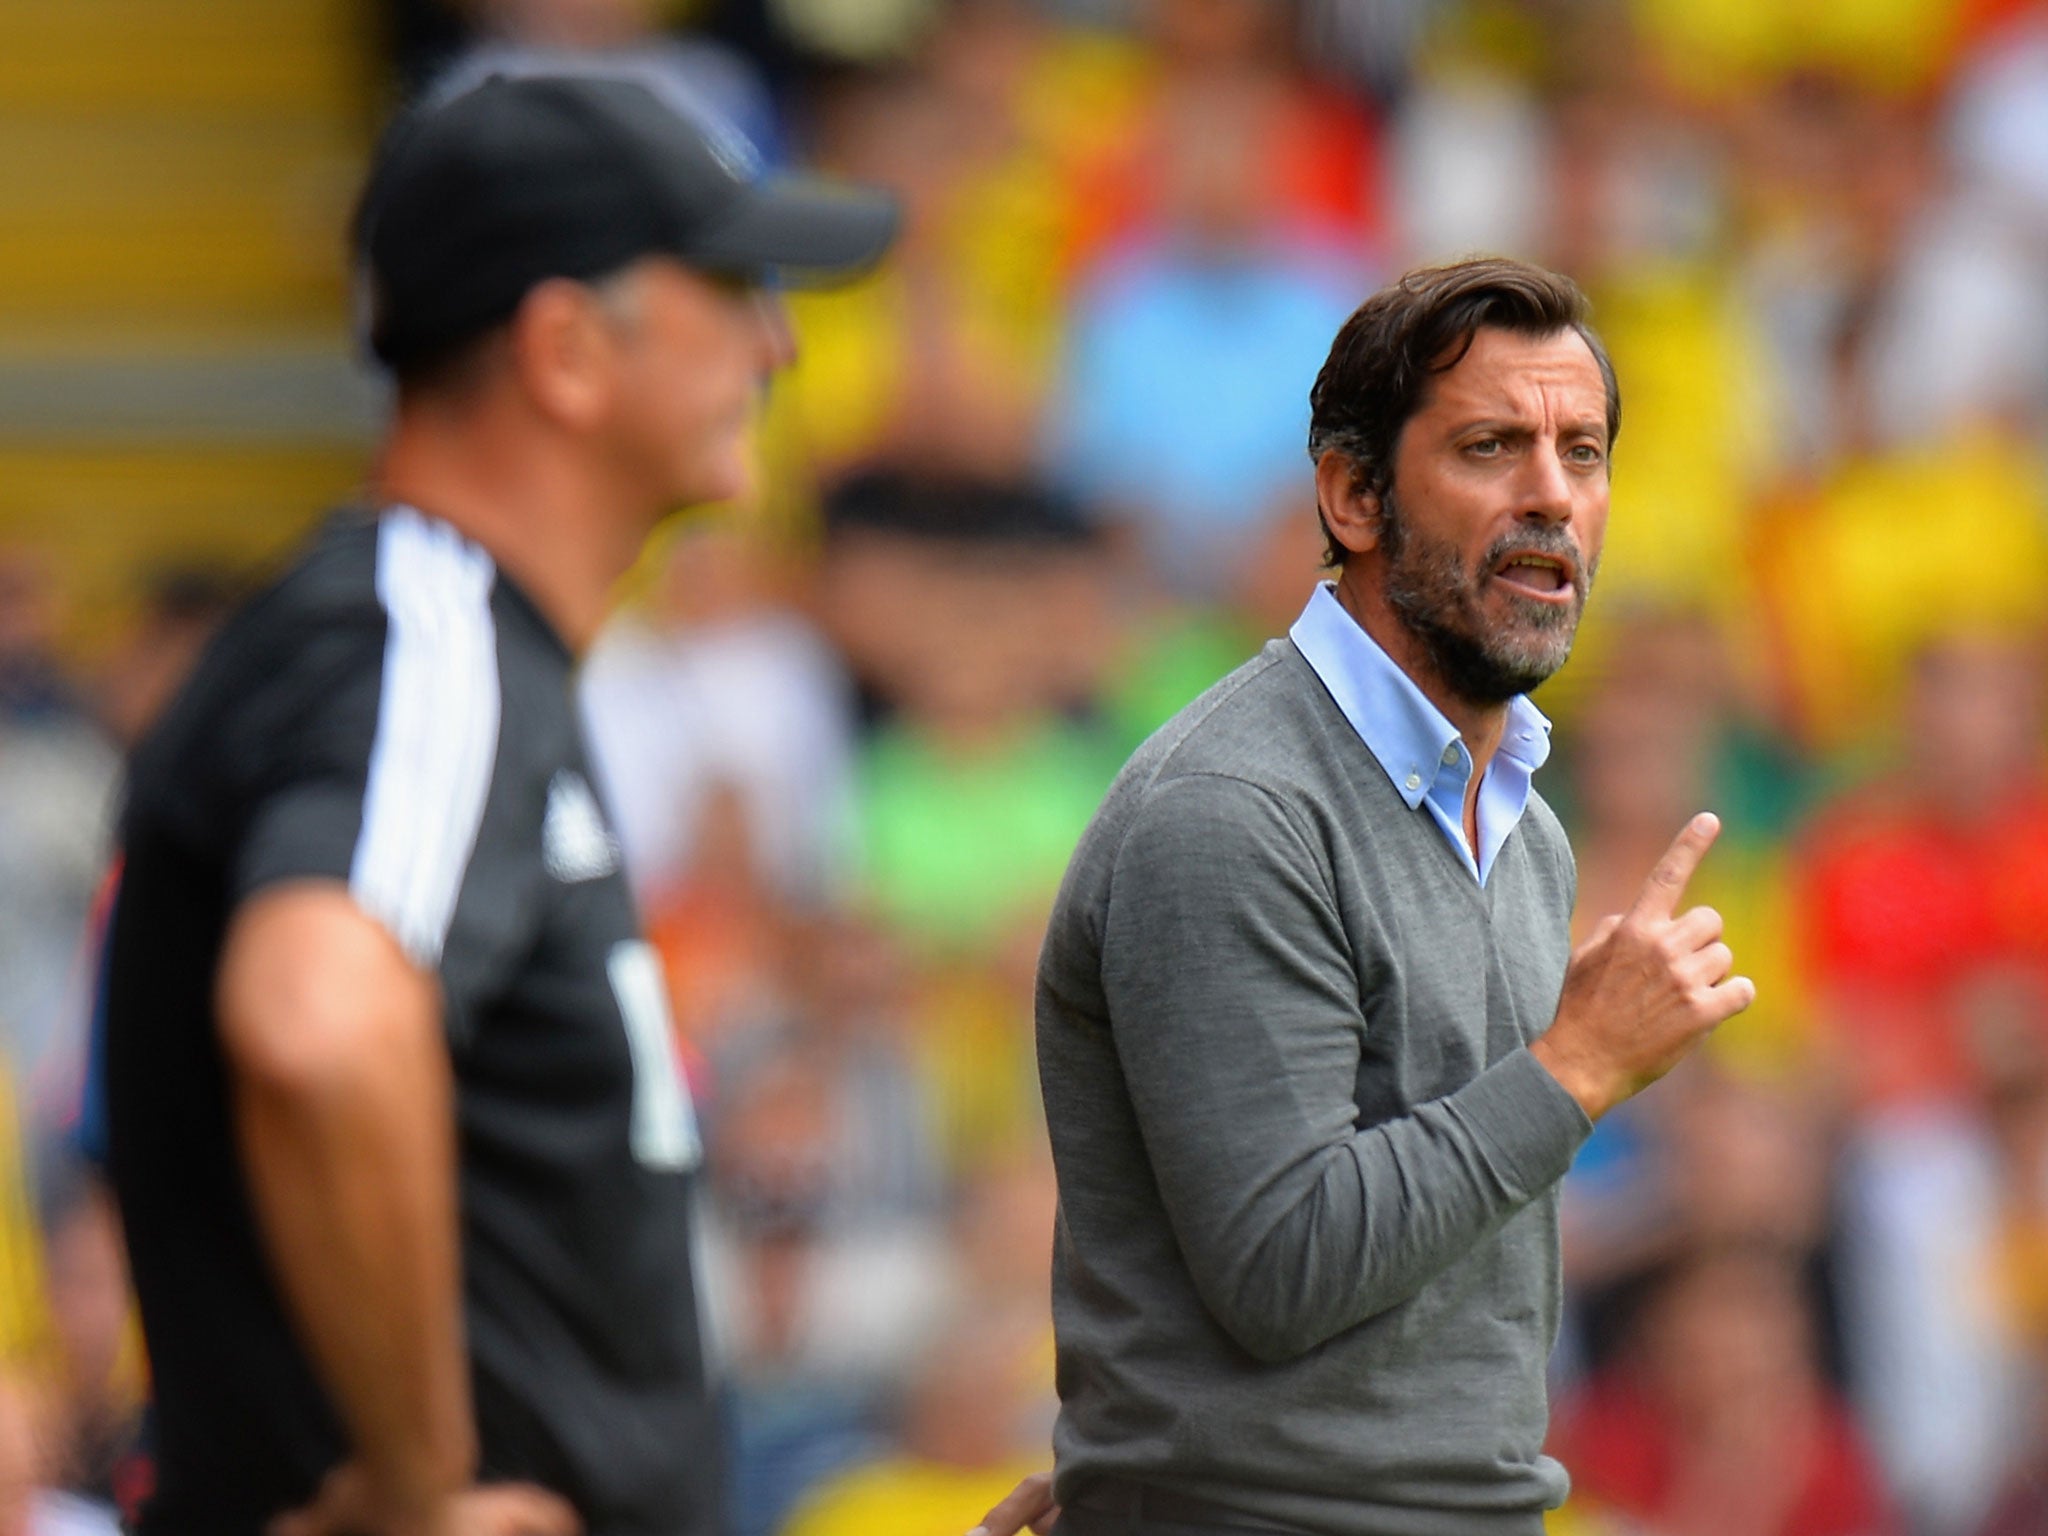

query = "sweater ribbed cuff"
[[1455, 1047, 1595, 1199]]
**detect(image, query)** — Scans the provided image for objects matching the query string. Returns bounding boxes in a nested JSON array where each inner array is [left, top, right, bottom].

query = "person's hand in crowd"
[[267, 1461, 582, 1536], [966, 1469, 1059, 1536], [1533, 813, 1756, 1122]]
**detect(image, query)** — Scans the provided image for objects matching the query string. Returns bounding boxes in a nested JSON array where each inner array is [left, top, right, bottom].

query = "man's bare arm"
[[217, 882, 475, 1524]]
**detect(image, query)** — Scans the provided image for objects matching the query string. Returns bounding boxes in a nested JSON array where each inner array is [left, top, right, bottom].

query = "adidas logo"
[[543, 770, 621, 883]]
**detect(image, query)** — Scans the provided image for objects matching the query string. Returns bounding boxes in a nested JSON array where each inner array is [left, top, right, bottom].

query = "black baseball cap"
[[354, 71, 900, 371]]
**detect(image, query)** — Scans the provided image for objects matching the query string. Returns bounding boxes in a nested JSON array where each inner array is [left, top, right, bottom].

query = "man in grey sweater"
[[1028, 258, 1756, 1536]]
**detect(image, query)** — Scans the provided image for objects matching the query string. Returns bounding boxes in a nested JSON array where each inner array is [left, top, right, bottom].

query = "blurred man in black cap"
[[99, 73, 894, 1536]]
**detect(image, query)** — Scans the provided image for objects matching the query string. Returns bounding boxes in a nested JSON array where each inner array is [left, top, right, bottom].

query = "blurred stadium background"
[[5, 1, 2048, 1533]]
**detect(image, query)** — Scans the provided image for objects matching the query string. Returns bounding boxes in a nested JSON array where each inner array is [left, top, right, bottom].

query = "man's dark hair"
[[389, 323, 511, 399], [1306, 256, 1621, 567], [822, 466, 1097, 550]]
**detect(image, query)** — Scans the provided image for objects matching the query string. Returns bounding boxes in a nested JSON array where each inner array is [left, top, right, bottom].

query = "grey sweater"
[[1036, 640, 1594, 1535]]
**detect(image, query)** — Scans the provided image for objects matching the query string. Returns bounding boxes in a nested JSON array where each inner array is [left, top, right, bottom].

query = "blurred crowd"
[[7, 0, 2048, 1533]]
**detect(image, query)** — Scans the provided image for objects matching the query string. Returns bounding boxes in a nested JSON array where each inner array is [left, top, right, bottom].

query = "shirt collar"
[[1288, 582, 1551, 807]]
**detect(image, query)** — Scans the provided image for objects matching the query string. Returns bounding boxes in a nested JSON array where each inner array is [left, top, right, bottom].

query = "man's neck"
[[371, 405, 643, 657]]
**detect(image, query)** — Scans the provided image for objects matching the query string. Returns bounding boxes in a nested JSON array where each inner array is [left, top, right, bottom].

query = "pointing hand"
[[1530, 813, 1755, 1121]]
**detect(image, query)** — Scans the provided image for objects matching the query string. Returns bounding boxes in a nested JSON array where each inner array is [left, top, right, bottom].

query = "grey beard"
[[1377, 490, 1590, 706]]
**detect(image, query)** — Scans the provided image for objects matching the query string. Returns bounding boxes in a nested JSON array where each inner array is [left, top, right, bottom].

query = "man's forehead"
[[1423, 327, 1607, 420]]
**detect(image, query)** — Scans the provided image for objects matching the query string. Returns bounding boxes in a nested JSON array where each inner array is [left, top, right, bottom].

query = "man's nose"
[[1516, 444, 1575, 523]]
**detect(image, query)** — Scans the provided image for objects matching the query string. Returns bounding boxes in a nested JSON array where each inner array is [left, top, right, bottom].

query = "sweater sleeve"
[[1098, 771, 1591, 1363]]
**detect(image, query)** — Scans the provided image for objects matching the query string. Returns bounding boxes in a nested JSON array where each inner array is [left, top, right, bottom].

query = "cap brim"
[[683, 176, 900, 288]]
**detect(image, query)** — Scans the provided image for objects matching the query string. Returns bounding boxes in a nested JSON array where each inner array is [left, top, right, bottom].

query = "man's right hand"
[[966, 1470, 1059, 1536], [267, 1462, 582, 1536], [1531, 812, 1755, 1122]]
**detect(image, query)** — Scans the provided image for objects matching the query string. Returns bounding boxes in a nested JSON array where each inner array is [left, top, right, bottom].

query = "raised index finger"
[[1628, 812, 1720, 923]]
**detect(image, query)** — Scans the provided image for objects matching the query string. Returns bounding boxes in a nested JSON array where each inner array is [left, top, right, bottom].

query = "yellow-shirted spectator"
[[1550, 266, 1778, 727], [1630, 0, 1969, 99], [1756, 431, 2048, 753], [771, 21, 1144, 484], [1587, 267, 1778, 615], [780, 1458, 1048, 1536], [779, 1305, 1050, 1536]]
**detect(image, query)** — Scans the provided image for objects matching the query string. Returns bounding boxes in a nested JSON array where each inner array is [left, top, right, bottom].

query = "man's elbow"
[[1201, 1258, 1356, 1364], [1217, 1309, 1324, 1365]]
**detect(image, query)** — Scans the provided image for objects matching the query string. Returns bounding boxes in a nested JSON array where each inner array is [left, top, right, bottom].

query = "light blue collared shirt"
[[1289, 582, 1552, 885]]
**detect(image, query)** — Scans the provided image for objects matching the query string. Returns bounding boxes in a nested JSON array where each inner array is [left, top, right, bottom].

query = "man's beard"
[[1377, 488, 1593, 706]]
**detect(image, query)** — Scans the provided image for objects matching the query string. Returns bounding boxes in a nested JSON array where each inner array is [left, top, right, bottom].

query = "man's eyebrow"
[[1450, 416, 1610, 448]]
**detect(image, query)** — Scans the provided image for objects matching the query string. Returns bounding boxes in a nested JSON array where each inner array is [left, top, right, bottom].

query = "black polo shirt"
[[104, 506, 719, 1535]]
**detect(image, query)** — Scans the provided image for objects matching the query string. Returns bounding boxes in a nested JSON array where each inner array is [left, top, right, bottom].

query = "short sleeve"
[[228, 611, 390, 905], [230, 511, 503, 979]]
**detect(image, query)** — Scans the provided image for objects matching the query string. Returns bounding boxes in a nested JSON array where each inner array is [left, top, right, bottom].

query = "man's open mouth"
[[1491, 551, 1575, 601]]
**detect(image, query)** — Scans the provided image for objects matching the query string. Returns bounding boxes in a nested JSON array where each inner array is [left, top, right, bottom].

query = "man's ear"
[[1314, 451, 1382, 559], [508, 278, 616, 430]]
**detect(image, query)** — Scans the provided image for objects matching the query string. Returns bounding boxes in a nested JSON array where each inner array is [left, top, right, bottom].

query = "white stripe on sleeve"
[[349, 507, 502, 969]]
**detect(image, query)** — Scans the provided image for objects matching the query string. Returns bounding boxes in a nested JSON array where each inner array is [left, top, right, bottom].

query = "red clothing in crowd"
[[1795, 778, 2048, 1107], [1553, 1374, 1898, 1536]]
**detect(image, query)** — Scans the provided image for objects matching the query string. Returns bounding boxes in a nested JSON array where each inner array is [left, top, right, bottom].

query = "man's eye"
[[1467, 438, 1502, 457], [1567, 443, 1606, 465]]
